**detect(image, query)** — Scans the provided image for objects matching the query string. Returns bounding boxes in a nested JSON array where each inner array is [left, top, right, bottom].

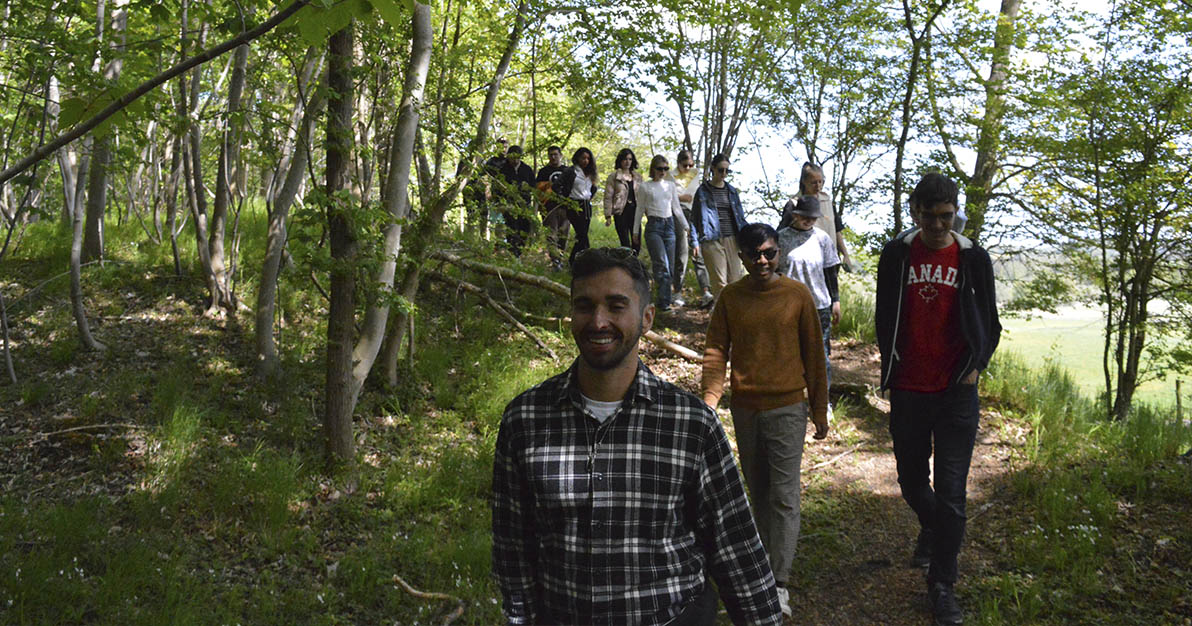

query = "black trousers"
[[613, 203, 639, 254], [566, 201, 592, 266], [888, 384, 980, 585]]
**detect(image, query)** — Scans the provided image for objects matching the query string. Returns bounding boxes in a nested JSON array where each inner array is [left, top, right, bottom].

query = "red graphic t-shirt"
[[894, 236, 965, 392]]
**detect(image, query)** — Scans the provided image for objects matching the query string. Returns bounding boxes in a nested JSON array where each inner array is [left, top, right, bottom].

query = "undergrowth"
[[1, 217, 1189, 624]]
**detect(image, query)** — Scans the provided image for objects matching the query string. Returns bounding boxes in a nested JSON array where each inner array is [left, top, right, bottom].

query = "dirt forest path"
[[645, 305, 1021, 625]]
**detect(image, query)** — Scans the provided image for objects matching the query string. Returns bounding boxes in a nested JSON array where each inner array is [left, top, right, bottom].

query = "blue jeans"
[[888, 384, 980, 585], [644, 216, 675, 307]]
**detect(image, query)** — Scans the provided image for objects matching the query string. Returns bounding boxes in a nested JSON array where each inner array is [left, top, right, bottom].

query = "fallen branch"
[[425, 269, 557, 360], [38, 423, 146, 439], [393, 574, 464, 625], [429, 251, 702, 362], [430, 249, 567, 297], [807, 443, 865, 473], [645, 330, 701, 362]]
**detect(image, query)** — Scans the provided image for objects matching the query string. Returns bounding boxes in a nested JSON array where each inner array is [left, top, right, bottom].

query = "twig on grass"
[[37, 423, 146, 439], [806, 443, 865, 473], [393, 574, 464, 625]]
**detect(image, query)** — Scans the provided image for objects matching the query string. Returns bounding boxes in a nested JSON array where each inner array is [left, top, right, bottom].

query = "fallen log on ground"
[[425, 269, 557, 360], [428, 250, 702, 362]]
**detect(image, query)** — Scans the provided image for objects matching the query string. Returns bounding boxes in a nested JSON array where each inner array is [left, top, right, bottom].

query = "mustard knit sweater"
[[701, 276, 829, 422]]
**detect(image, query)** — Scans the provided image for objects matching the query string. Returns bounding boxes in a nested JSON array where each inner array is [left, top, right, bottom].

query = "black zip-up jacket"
[[875, 229, 1002, 391]]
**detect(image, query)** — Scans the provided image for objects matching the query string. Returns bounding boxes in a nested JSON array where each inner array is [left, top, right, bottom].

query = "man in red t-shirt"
[[874, 173, 1001, 626]]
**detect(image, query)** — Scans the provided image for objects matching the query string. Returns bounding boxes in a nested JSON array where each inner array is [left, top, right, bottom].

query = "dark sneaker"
[[911, 528, 933, 568], [929, 582, 963, 625]]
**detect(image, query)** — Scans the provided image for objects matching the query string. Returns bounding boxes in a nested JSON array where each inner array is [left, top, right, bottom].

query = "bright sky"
[[630, 0, 1112, 242]]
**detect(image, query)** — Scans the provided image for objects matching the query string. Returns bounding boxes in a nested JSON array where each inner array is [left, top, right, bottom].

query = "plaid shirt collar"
[[550, 358, 661, 413]]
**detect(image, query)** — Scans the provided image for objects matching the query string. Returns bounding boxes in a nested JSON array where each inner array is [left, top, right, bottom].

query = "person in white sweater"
[[634, 154, 684, 310]]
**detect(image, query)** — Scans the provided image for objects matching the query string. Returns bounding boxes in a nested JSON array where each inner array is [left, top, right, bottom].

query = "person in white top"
[[634, 155, 684, 310], [777, 195, 841, 390], [667, 149, 714, 307], [797, 162, 857, 273]]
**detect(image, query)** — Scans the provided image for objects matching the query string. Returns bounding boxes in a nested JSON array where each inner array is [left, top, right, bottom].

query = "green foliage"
[[1003, 272, 1076, 318], [966, 350, 1192, 623], [836, 272, 875, 343]]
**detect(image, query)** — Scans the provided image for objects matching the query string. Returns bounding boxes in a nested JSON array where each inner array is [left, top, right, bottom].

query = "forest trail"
[[648, 305, 1025, 625]]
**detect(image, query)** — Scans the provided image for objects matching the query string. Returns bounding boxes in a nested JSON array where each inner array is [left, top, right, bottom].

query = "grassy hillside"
[[1000, 306, 1182, 408], [1, 220, 1189, 624]]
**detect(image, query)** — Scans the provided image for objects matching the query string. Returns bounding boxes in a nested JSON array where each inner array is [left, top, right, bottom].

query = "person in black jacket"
[[492, 144, 536, 257], [874, 173, 1001, 626], [536, 145, 571, 272], [556, 147, 598, 267]]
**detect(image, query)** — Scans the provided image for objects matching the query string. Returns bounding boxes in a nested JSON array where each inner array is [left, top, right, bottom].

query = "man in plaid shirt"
[[492, 247, 782, 625]]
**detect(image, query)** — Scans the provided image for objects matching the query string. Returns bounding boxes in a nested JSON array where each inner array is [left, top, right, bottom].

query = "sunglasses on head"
[[575, 246, 637, 264], [746, 247, 778, 261]]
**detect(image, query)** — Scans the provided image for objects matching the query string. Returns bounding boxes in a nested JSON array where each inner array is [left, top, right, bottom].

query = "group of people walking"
[[492, 170, 1001, 626]]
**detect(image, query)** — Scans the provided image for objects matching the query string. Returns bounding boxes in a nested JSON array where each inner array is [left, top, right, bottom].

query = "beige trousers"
[[700, 235, 745, 295]]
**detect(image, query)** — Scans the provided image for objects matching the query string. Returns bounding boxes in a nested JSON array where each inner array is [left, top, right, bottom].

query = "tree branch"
[[0, 0, 311, 188]]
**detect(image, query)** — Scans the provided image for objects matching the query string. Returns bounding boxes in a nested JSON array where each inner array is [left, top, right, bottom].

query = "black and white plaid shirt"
[[492, 360, 781, 625]]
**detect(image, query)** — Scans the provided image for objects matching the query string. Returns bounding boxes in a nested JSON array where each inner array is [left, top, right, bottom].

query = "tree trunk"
[[893, 0, 950, 235], [382, 0, 530, 385], [70, 175, 105, 351], [166, 132, 183, 276], [82, 136, 109, 263], [255, 81, 326, 380], [82, 0, 128, 263], [962, 0, 1021, 241], [324, 22, 357, 469], [345, 1, 433, 409], [208, 39, 250, 312]]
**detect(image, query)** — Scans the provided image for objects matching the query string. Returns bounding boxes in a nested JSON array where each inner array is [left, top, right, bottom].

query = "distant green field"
[[999, 306, 1183, 408]]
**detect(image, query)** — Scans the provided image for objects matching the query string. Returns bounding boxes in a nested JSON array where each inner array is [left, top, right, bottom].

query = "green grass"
[[836, 272, 876, 343], [965, 351, 1192, 624], [999, 307, 1183, 408], [3, 213, 1190, 625]]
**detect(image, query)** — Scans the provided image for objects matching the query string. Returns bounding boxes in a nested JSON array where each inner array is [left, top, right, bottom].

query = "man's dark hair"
[[507, 144, 523, 156], [571, 247, 651, 309], [737, 222, 778, 253], [676, 149, 693, 165], [908, 172, 959, 213], [547, 145, 562, 153], [711, 153, 730, 169]]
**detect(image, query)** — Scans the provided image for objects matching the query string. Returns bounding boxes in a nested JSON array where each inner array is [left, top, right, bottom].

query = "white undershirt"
[[581, 394, 621, 423]]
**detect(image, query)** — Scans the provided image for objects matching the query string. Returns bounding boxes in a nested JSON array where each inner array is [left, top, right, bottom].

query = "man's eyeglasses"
[[746, 247, 778, 261], [916, 211, 955, 224], [716, 167, 731, 174]]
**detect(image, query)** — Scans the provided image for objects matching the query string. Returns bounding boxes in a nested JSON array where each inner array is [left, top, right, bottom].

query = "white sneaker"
[[776, 586, 792, 617]]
